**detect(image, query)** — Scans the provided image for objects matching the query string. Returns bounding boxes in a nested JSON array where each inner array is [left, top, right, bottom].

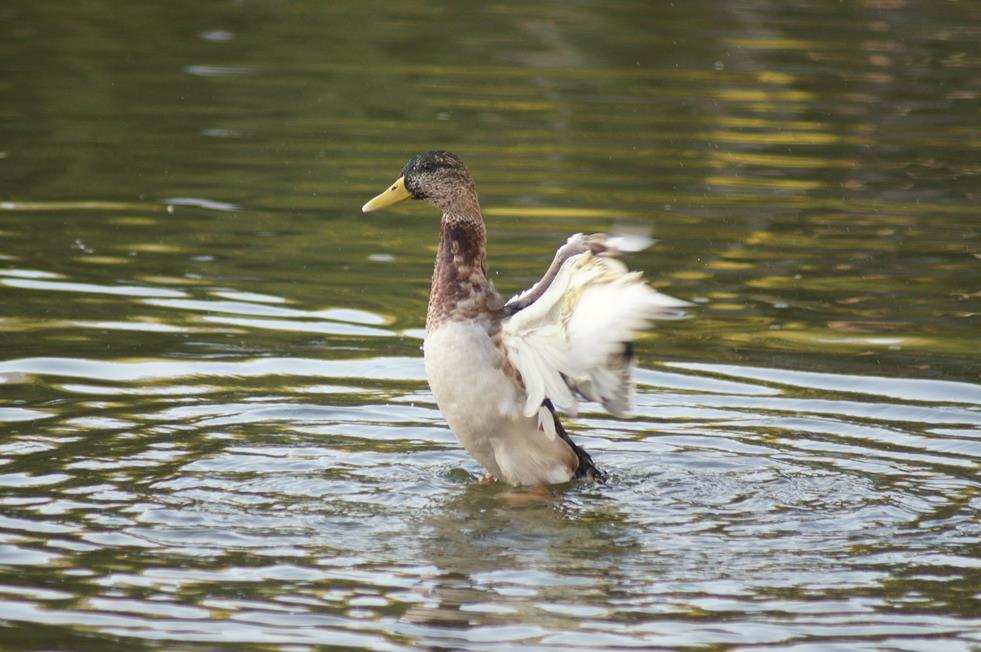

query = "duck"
[[362, 151, 689, 486]]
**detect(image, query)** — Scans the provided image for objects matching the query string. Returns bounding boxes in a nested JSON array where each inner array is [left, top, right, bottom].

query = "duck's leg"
[[500, 483, 552, 506]]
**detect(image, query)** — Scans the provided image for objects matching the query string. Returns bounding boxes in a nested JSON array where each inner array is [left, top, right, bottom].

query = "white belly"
[[424, 321, 577, 485]]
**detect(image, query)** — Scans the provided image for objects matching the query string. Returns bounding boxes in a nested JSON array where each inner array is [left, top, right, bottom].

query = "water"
[[1, 1, 979, 649]]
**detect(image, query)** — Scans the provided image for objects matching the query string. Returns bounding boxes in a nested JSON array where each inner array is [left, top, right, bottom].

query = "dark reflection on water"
[[1, 0, 980, 649]]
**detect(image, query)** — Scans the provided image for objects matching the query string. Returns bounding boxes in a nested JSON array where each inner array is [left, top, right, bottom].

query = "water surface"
[[1, 1, 979, 650]]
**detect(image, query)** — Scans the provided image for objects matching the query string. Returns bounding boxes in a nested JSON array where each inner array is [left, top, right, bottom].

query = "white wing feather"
[[502, 235, 689, 419]]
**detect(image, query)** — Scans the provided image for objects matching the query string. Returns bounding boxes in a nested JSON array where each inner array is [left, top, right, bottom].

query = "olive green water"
[[1, 1, 980, 650]]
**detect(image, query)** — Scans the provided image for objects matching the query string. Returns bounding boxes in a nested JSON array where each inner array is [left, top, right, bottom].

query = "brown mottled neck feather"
[[426, 198, 502, 331]]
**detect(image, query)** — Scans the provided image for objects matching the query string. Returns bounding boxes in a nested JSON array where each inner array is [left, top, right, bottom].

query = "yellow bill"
[[362, 176, 412, 213]]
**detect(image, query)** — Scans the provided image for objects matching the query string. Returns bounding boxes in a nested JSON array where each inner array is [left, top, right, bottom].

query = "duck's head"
[[362, 151, 476, 214]]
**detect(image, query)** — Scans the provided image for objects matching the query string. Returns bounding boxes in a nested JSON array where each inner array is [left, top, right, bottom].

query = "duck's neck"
[[426, 205, 496, 331]]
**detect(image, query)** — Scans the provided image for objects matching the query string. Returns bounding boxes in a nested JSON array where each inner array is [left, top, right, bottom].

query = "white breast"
[[424, 322, 517, 474], [424, 321, 577, 485]]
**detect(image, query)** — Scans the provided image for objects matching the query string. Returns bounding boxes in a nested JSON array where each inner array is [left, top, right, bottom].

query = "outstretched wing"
[[501, 233, 689, 421]]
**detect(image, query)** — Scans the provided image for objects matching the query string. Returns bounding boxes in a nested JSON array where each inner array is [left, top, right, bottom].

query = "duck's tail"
[[543, 399, 606, 482]]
